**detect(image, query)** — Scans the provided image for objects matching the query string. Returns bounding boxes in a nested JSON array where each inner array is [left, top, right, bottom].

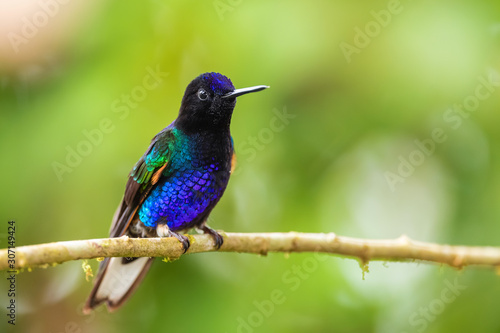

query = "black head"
[[175, 72, 268, 134]]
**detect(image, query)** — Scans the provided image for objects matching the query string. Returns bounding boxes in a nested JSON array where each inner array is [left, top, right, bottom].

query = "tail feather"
[[83, 256, 154, 313]]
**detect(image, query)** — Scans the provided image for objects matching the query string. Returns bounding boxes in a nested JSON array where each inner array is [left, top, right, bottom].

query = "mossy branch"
[[2, 232, 500, 271]]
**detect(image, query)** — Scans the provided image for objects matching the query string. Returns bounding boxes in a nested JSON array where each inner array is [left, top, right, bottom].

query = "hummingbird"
[[83, 72, 268, 313]]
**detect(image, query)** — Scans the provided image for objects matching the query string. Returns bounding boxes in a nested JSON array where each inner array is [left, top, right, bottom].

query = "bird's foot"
[[169, 231, 190, 253], [157, 224, 190, 253], [197, 224, 224, 249]]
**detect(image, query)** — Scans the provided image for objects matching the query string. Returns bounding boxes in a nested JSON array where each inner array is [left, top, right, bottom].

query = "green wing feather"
[[109, 128, 175, 237]]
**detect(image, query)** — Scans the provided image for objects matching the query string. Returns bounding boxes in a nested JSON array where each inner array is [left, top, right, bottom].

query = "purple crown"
[[200, 72, 235, 95]]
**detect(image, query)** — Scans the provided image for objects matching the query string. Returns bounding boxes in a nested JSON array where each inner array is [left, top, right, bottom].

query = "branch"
[[2, 232, 500, 271]]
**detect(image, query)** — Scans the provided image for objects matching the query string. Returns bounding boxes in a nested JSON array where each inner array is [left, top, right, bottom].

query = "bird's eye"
[[197, 89, 208, 101]]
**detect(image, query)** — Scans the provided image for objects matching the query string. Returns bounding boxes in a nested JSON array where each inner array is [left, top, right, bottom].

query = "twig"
[[1, 232, 500, 271]]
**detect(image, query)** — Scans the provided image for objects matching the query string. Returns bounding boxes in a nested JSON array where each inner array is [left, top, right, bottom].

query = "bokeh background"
[[1, 0, 500, 332]]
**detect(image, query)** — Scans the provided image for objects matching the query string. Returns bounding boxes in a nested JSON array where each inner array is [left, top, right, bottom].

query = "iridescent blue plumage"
[[138, 127, 230, 230]]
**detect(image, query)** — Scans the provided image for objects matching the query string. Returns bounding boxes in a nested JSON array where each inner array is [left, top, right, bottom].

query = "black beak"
[[222, 85, 269, 99]]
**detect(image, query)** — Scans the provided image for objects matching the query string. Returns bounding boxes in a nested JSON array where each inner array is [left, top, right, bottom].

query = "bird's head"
[[176, 72, 268, 133]]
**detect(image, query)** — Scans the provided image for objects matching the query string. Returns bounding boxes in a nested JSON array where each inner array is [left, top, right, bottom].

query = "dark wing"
[[109, 128, 175, 237], [85, 128, 175, 313]]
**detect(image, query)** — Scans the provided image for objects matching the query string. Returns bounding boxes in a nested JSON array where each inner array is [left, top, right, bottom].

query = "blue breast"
[[138, 131, 230, 230]]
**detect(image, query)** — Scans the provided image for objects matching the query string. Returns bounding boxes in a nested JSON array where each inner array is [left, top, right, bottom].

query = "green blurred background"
[[1, 0, 500, 332]]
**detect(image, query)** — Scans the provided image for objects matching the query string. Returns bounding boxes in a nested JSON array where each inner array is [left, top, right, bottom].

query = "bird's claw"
[[157, 224, 190, 253], [168, 231, 190, 253], [199, 225, 224, 249]]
